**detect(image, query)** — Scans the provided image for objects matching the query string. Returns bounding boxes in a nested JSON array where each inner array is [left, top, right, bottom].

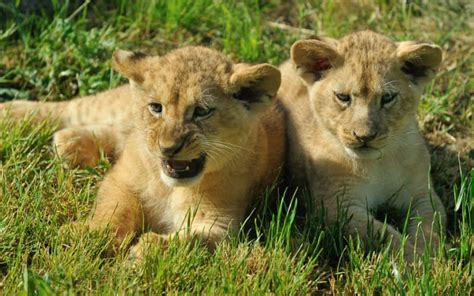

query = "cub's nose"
[[159, 140, 185, 157], [352, 130, 378, 143]]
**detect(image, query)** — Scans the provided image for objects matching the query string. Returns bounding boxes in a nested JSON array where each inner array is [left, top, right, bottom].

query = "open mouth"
[[161, 154, 206, 179]]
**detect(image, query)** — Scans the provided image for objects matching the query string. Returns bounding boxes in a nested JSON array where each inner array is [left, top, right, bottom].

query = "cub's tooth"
[[185, 166, 190, 171], [167, 164, 172, 171]]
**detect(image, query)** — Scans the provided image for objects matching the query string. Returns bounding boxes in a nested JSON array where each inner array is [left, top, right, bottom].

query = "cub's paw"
[[53, 127, 101, 168], [128, 232, 170, 262]]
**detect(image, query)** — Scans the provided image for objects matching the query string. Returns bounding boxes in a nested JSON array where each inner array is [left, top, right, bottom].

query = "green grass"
[[0, 0, 473, 294]]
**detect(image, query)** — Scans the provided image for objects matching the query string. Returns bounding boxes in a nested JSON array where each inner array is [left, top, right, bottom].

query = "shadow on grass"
[[427, 137, 473, 238]]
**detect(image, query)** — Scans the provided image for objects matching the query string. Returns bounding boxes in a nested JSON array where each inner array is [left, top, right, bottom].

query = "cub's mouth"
[[161, 154, 206, 179], [353, 146, 377, 153], [344, 144, 382, 159]]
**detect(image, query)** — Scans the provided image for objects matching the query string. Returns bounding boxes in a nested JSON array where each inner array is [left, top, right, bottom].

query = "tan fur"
[[1, 47, 284, 256], [279, 31, 446, 262], [0, 85, 134, 167]]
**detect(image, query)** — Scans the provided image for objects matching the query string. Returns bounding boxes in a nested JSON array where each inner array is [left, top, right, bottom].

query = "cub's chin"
[[344, 146, 383, 160], [160, 172, 203, 187], [159, 154, 206, 187]]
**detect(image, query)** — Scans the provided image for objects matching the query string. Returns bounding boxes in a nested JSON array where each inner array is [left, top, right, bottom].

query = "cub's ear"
[[291, 37, 342, 84], [112, 49, 151, 84], [396, 41, 442, 85], [229, 63, 281, 111]]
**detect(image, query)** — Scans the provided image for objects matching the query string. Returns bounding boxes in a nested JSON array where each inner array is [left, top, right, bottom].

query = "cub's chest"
[[351, 161, 412, 210], [140, 186, 202, 233]]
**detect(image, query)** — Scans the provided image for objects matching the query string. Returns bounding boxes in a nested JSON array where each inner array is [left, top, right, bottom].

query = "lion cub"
[[2, 47, 285, 257], [279, 31, 446, 261]]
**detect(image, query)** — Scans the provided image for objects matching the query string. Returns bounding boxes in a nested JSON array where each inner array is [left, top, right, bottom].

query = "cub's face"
[[291, 31, 442, 159], [113, 47, 280, 186]]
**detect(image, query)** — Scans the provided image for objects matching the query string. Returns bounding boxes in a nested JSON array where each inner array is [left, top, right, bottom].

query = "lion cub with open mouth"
[[2, 47, 284, 258], [279, 31, 446, 262]]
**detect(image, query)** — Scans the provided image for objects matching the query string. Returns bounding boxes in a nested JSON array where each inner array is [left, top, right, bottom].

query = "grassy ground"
[[0, 0, 472, 294]]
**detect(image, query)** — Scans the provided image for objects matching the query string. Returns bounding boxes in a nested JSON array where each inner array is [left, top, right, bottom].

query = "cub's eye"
[[194, 106, 215, 119], [335, 93, 351, 104], [148, 102, 163, 115], [381, 92, 398, 106]]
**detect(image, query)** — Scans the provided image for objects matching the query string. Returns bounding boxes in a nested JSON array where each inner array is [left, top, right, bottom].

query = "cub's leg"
[[408, 190, 446, 255], [53, 124, 125, 168], [342, 206, 417, 262], [81, 175, 144, 256]]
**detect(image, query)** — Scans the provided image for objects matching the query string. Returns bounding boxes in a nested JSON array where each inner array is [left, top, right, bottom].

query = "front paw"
[[128, 232, 169, 262]]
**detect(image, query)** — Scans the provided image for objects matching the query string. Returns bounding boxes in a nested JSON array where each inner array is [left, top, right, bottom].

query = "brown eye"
[[194, 106, 215, 120], [148, 102, 163, 114], [381, 92, 398, 105], [335, 93, 351, 104]]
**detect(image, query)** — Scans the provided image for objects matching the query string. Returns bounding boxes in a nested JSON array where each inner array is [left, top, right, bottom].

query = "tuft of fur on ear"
[[396, 41, 442, 85], [112, 49, 150, 84], [229, 63, 281, 111], [291, 37, 342, 84]]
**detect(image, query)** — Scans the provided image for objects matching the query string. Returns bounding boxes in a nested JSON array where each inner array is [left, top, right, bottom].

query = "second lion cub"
[[279, 31, 446, 262]]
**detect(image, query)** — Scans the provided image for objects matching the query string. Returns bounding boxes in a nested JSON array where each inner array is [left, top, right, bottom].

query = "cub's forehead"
[[332, 32, 401, 93], [338, 31, 397, 63], [156, 47, 232, 85], [144, 47, 233, 104]]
